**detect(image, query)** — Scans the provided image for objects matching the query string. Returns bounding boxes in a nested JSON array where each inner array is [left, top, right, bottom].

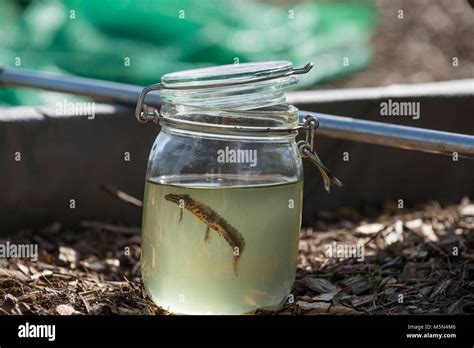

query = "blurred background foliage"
[[0, 0, 376, 106]]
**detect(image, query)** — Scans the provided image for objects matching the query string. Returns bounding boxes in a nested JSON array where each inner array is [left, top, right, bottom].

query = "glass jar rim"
[[160, 75, 297, 111], [159, 102, 300, 136]]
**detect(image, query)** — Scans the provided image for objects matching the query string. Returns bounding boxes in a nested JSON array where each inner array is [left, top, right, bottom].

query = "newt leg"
[[179, 208, 183, 223], [204, 225, 211, 243], [232, 255, 239, 277]]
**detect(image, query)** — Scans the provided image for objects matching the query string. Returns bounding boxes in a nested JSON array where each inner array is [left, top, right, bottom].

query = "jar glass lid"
[[159, 61, 313, 110], [161, 61, 307, 89]]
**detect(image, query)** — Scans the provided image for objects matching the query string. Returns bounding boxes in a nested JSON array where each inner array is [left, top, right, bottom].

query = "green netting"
[[0, 0, 376, 106]]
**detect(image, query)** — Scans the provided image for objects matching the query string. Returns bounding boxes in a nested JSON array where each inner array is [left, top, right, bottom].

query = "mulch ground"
[[323, 0, 474, 89], [1, 198, 473, 315]]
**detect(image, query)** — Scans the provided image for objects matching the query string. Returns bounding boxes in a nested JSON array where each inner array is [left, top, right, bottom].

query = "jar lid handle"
[[292, 62, 314, 75], [298, 115, 344, 193]]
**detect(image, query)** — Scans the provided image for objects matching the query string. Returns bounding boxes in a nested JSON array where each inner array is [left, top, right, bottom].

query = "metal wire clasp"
[[297, 115, 343, 193], [135, 83, 163, 123]]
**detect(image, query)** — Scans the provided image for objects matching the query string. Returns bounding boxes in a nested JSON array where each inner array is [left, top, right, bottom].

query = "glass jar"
[[136, 61, 340, 315]]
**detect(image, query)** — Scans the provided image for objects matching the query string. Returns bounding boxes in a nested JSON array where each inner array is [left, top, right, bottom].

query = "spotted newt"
[[164, 193, 245, 277]]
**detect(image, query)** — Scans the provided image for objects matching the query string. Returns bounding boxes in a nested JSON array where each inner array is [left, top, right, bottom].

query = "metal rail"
[[306, 112, 474, 157], [1, 67, 473, 157]]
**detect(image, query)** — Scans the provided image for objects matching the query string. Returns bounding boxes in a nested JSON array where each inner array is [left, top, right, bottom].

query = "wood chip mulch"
[[1, 198, 473, 315]]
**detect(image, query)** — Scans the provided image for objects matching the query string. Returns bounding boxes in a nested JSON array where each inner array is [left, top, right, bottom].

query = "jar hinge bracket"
[[297, 115, 344, 193]]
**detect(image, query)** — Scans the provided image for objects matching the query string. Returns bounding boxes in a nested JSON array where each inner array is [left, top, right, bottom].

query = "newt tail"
[[165, 193, 245, 276]]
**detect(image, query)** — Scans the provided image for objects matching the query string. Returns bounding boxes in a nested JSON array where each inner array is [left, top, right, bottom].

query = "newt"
[[164, 193, 245, 277]]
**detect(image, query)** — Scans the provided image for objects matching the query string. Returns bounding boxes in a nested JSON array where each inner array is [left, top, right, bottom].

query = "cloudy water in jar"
[[141, 175, 303, 315]]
